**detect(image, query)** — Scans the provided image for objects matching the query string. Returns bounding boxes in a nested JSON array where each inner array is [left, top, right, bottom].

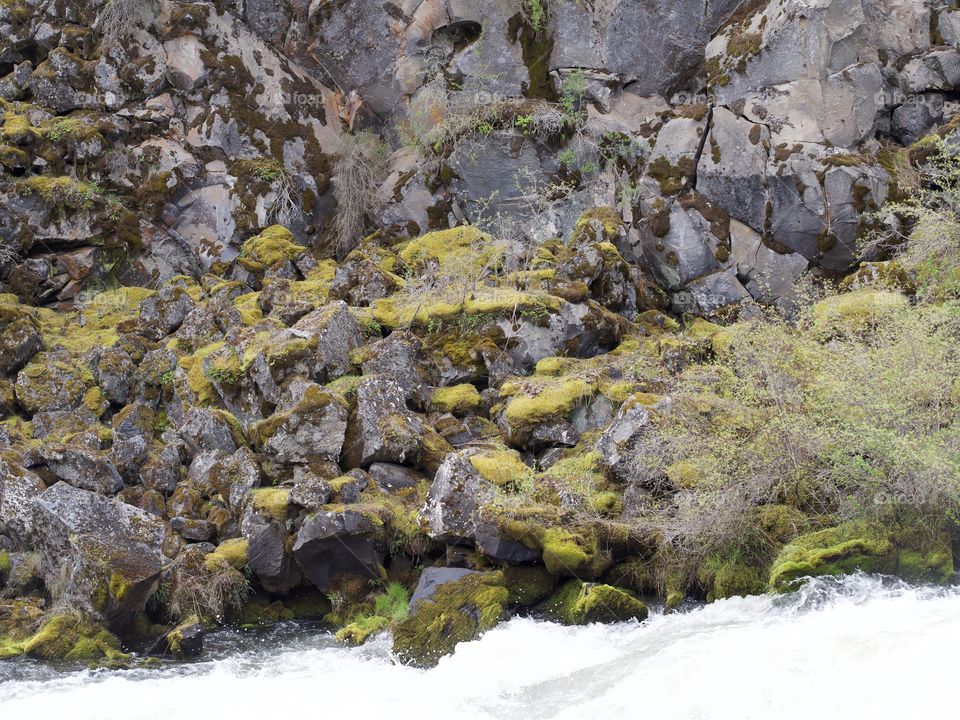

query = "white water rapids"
[[1, 574, 957, 719]]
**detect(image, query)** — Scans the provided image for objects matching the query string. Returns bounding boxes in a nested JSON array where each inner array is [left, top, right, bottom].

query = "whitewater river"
[[1, 574, 957, 719]]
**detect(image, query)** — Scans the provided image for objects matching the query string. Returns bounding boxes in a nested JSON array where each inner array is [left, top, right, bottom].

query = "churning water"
[[1, 574, 957, 719]]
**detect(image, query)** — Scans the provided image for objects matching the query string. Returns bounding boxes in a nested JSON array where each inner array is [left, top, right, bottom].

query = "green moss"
[[538, 451, 606, 490], [501, 378, 594, 429], [645, 156, 693, 195], [238, 225, 306, 272], [250, 488, 291, 521], [205, 538, 249, 571], [284, 592, 332, 620], [23, 615, 124, 663], [14, 176, 104, 210], [470, 450, 533, 490], [250, 385, 344, 445], [533, 356, 578, 376], [589, 491, 623, 516], [336, 614, 391, 645], [430, 384, 482, 414], [0, 550, 9, 580], [570, 207, 623, 245], [810, 290, 908, 336], [399, 226, 497, 272], [166, 616, 200, 658], [236, 597, 295, 627], [37, 286, 153, 354], [541, 580, 648, 625], [768, 522, 896, 590], [392, 572, 509, 667], [83, 386, 108, 416], [698, 555, 765, 601], [501, 565, 557, 606], [665, 459, 708, 489], [180, 341, 226, 406], [326, 374, 364, 401], [756, 504, 808, 542], [233, 292, 264, 326], [541, 528, 595, 576], [370, 288, 560, 331]]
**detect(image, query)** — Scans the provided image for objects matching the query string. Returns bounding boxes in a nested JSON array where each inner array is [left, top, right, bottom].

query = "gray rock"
[[289, 469, 333, 511], [139, 285, 198, 340], [177, 407, 239, 457], [475, 521, 541, 564], [422, 449, 495, 544], [900, 49, 960, 93], [163, 35, 210, 92], [891, 93, 944, 146], [293, 508, 387, 592], [170, 516, 215, 542], [729, 219, 809, 305], [636, 203, 722, 291], [409, 567, 477, 610], [675, 270, 751, 316], [0, 458, 44, 547], [244, 0, 291, 45], [0, 309, 42, 377], [598, 396, 651, 482], [368, 463, 426, 494], [287, 302, 360, 381], [342, 376, 425, 468], [251, 385, 348, 463], [110, 403, 154, 479], [166, 619, 205, 658], [244, 510, 302, 594], [360, 331, 431, 405], [39, 444, 124, 495], [208, 447, 263, 510], [140, 443, 184, 497], [31, 483, 164, 632], [95, 348, 135, 406], [697, 108, 769, 230]]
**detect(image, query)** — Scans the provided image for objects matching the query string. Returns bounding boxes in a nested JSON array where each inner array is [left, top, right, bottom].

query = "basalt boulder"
[[30, 483, 165, 633]]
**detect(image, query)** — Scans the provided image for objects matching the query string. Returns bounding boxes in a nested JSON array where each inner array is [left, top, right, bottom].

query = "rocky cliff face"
[[0, 0, 957, 667]]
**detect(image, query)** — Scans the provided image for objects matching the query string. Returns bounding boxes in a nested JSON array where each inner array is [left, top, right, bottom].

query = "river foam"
[[1, 574, 957, 719]]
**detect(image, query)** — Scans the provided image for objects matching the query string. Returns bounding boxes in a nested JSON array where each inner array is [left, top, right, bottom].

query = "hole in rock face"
[[431, 21, 483, 54]]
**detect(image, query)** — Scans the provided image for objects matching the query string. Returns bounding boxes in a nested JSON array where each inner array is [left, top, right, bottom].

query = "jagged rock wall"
[[2, 0, 958, 312]]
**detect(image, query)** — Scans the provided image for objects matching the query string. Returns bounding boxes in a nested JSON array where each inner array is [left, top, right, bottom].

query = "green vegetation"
[[393, 573, 508, 667], [335, 582, 410, 646], [14, 176, 104, 210], [542, 580, 648, 625]]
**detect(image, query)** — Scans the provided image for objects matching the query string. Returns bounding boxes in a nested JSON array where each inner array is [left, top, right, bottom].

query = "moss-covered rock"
[[399, 226, 497, 273], [237, 225, 306, 272], [22, 614, 126, 664], [697, 555, 765, 601], [430, 383, 482, 414], [541, 580, 648, 625], [500, 376, 595, 431], [810, 290, 908, 336], [469, 449, 532, 490], [769, 522, 895, 590], [14, 350, 95, 414], [204, 538, 249, 571], [501, 565, 557, 606], [393, 571, 509, 667], [768, 522, 954, 590], [336, 614, 390, 645]]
